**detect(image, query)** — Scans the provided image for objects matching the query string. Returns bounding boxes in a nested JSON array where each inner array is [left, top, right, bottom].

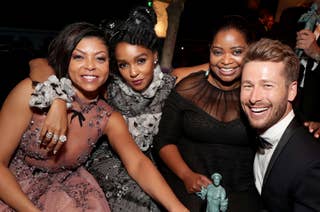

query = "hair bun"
[[100, 5, 159, 53], [128, 6, 157, 28], [99, 19, 124, 41]]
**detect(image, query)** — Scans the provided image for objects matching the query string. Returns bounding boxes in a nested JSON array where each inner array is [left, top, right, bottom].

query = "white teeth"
[[83, 75, 96, 79], [221, 68, 233, 72], [251, 107, 268, 113]]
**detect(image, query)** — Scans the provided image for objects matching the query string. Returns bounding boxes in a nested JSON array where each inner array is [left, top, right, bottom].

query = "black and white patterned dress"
[[86, 65, 175, 212]]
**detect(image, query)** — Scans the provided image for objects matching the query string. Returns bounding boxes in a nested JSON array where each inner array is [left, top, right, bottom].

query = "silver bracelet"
[[29, 75, 75, 109]]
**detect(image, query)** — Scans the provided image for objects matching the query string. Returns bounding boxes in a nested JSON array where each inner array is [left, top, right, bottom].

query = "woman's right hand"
[[39, 99, 68, 154], [182, 171, 212, 193]]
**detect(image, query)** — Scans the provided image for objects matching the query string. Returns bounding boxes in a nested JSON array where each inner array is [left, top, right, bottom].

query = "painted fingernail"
[[53, 150, 57, 155]]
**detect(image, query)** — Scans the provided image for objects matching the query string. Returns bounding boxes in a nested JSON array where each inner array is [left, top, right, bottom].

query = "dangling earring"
[[154, 58, 158, 65]]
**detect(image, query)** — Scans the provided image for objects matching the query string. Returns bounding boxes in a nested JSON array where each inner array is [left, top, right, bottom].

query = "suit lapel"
[[262, 118, 301, 190]]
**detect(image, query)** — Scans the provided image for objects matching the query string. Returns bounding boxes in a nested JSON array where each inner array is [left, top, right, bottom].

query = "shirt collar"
[[260, 110, 295, 146]]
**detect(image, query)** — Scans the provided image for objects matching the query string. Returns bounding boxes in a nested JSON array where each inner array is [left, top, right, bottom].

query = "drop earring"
[[154, 59, 158, 64]]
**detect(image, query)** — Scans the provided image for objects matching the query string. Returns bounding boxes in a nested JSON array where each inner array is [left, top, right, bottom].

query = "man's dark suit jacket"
[[295, 53, 320, 122], [261, 118, 320, 211]]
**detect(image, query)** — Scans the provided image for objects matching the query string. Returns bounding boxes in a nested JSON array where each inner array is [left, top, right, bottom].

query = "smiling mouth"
[[220, 68, 234, 72], [83, 75, 97, 79], [218, 67, 239, 75], [250, 107, 269, 113], [82, 75, 98, 82]]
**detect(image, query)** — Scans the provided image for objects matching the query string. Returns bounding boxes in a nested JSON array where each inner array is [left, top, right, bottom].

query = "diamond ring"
[[59, 135, 67, 143], [53, 134, 59, 143], [46, 131, 53, 139]]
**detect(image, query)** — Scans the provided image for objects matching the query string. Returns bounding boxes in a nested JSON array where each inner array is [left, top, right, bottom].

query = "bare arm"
[[159, 145, 212, 193], [154, 91, 211, 194], [104, 112, 189, 212], [172, 63, 209, 84], [29, 58, 55, 82], [0, 78, 40, 211]]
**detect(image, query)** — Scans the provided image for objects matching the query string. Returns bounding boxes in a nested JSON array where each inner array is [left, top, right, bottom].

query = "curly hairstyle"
[[99, 6, 159, 74]]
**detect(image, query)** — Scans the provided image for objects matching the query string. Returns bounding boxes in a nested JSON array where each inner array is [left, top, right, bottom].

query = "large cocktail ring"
[[46, 131, 53, 139], [59, 135, 67, 143]]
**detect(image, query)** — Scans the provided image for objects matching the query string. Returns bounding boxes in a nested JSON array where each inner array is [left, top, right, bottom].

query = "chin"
[[248, 119, 268, 131], [132, 85, 148, 92]]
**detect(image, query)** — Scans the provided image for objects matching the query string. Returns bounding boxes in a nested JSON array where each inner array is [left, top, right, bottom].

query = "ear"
[[153, 52, 158, 65], [288, 81, 297, 102]]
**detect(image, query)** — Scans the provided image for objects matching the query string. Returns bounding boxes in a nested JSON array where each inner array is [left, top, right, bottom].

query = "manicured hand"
[[39, 99, 68, 154]]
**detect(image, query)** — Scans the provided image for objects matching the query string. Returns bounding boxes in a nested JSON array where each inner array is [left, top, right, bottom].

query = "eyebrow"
[[73, 48, 107, 55], [211, 45, 247, 50]]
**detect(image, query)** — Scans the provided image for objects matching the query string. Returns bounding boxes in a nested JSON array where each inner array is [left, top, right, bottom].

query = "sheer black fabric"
[[175, 71, 240, 123], [154, 71, 261, 212]]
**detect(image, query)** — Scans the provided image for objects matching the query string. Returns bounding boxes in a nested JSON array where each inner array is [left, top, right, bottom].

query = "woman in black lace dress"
[[153, 15, 261, 212]]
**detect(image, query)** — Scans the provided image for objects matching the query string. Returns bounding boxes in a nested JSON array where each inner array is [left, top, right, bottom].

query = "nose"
[[85, 58, 96, 71], [221, 53, 233, 65], [249, 87, 262, 104], [129, 66, 139, 78]]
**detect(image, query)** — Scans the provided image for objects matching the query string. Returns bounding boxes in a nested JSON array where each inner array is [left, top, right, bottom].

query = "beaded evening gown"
[[153, 71, 261, 212], [0, 96, 112, 212], [86, 65, 175, 212]]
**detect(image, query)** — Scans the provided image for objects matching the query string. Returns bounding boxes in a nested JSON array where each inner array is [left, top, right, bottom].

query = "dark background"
[[0, 0, 278, 105], [0, 0, 278, 34]]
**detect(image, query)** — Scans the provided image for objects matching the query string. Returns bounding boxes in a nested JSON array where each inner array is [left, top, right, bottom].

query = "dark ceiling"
[[0, 1, 147, 31], [1, 0, 278, 34]]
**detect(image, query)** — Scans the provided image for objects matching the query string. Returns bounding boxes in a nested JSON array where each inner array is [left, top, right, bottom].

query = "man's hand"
[[296, 29, 320, 60]]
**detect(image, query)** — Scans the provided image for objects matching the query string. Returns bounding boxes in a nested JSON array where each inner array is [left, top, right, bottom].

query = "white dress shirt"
[[254, 110, 295, 194]]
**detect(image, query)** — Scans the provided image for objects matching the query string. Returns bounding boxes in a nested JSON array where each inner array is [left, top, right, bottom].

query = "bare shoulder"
[[172, 63, 209, 84], [0, 78, 34, 161], [103, 110, 127, 133], [1, 78, 34, 108], [0, 78, 33, 127], [6, 78, 33, 99], [102, 110, 133, 151]]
